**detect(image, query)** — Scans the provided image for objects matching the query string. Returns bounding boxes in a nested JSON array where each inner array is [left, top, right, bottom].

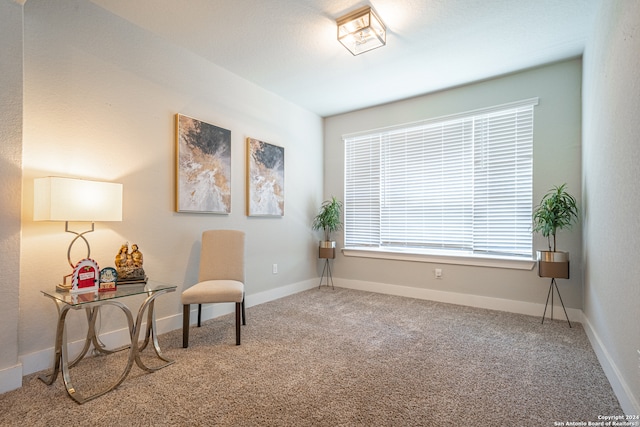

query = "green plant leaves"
[[312, 196, 343, 241], [532, 184, 578, 252]]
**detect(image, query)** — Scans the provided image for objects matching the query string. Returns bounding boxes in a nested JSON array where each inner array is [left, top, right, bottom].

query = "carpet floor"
[[0, 287, 623, 426]]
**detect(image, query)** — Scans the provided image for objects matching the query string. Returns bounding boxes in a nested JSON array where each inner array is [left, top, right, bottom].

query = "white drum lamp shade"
[[34, 177, 122, 222]]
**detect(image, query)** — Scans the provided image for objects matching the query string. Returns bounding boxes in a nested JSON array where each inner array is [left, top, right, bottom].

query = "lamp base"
[[53, 222, 94, 292], [56, 273, 73, 292]]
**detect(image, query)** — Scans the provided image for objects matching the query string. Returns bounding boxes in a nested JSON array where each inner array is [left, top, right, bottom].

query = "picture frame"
[[175, 114, 231, 213], [246, 138, 285, 217]]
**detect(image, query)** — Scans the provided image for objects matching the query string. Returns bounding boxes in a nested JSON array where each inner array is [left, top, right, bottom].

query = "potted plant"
[[312, 196, 343, 259], [532, 183, 579, 278]]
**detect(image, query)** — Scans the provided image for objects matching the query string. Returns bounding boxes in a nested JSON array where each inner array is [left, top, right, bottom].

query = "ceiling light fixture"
[[337, 6, 386, 56]]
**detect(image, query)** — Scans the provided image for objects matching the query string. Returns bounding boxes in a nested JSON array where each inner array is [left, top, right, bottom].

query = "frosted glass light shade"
[[337, 6, 386, 55], [34, 177, 123, 222]]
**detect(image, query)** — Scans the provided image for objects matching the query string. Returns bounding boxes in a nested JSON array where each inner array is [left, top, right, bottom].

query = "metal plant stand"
[[318, 258, 334, 290], [541, 278, 571, 328]]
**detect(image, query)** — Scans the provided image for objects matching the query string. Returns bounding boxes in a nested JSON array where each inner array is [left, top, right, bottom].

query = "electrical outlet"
[[272, 264, 278, 274], [435, 268, 442, 279]]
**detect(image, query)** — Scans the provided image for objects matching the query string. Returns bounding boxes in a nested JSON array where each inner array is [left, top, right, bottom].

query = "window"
[[344, 98, 537, 260]]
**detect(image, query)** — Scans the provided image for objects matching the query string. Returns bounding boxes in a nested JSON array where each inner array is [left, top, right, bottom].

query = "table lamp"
[[34, 177, 123, 289]]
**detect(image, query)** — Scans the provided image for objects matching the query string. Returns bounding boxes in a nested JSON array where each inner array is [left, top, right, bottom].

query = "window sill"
[[341, 247, 536, 270]]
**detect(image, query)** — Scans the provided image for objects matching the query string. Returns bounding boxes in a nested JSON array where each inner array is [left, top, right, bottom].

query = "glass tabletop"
[[41, 280, 177, 306]]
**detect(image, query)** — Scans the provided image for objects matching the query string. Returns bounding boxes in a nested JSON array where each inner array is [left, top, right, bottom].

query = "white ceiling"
[[90, 0, 597, 117]]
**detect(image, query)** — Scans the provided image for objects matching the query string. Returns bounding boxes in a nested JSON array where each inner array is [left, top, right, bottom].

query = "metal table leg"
[[40, 286, 176, 404], [40, 299, 135, 404], [131, 290, 174, 372]]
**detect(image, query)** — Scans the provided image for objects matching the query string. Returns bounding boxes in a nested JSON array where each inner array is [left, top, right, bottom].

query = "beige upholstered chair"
[[181, 230, 246, 347]]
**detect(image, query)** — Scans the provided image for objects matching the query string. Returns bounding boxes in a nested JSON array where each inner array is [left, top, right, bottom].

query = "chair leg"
[[241, 295, 246, 326], [197, 304, 202, 327], [235, 302, 241, 345], [183, 304, 190, 348]]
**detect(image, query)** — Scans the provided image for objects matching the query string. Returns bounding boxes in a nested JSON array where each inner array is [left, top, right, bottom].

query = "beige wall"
[[17, 0, 323, 371], [0, 0, 24, 394], [582, 0, 640, 415], [324, 59, 583, 312]]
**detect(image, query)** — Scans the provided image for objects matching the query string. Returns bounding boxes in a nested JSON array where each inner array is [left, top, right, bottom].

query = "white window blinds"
[[344, 99, 537, 258]]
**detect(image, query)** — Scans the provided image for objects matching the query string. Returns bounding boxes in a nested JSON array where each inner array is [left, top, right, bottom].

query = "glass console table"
[[39, 280, 177, 404]]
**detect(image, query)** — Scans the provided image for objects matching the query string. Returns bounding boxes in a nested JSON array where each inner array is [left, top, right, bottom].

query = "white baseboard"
[[582, 315, 640, 416], [335, 278, 583, 323], [19, 278, 318, 378], [0, 363, 22, 394], [246, 278, 318, 307]]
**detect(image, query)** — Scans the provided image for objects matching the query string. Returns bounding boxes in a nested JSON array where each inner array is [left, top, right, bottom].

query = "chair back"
[[198, 230, 245, 282]]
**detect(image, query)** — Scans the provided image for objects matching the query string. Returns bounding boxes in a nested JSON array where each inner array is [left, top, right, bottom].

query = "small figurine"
[[115, 242, 146, 283], [115, 244, 128, 268], [131, 243, 143, 268]]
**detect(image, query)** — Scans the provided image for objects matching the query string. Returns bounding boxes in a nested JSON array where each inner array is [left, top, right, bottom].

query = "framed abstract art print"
[[246, 137, 284, 217], [175, 114, 231, 213]]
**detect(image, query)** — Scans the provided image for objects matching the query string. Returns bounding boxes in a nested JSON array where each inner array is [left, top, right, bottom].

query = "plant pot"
[[319, 241, 336, 259], [537, 250, 569, 279]]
